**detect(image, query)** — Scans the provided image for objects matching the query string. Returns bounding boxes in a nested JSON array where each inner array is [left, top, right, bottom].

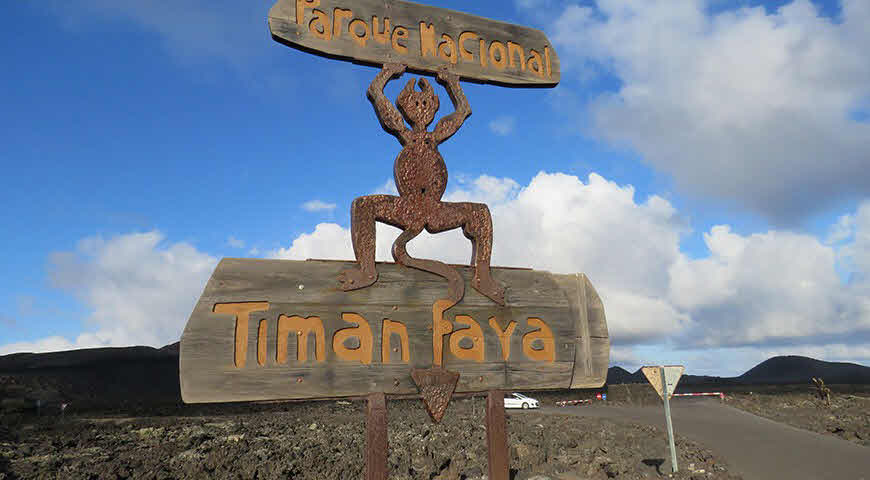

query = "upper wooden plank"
[[268, 0, 560, 87]]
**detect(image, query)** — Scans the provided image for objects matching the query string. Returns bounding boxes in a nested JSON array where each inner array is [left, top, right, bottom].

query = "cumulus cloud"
[[488, 115, 517, 136], [0, 232, 217, 355], [271, 172, 691, 344], [4, 177, 869, 369], [552, 0, 870, 223], [840, 201, 870, 278], [669, 226, 868, 348], [271, 223, 354, 260], [268, 173, 870, 368], [302, 200, 338, 212]]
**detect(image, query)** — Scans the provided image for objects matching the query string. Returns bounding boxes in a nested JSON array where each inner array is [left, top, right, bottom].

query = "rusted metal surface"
[[486, 390, 509, 480], [366, 392, 389, 480], [339, 63, 505, 308], [411, 367, 460, 423]]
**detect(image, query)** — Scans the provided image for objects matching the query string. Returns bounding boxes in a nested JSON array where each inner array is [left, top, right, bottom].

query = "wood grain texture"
[[268, 0, 560, 87], [179, 259, 608, 403]]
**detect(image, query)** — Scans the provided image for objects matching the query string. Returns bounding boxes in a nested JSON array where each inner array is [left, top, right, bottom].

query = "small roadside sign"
[[642, 365, 685, 474], [642, 365, 684, 399]]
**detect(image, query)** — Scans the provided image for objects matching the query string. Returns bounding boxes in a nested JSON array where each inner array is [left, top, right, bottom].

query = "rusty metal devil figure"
[[338, 64, 505, 307]]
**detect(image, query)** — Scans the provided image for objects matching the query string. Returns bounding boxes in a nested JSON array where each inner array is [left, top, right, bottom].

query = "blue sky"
[[2, 0, 869, 376]]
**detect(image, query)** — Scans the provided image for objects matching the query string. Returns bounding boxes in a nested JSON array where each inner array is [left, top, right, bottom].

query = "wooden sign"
[[642, 365, 685, 400], [180, 259, 608, 403], [268, 0, 560, 87]]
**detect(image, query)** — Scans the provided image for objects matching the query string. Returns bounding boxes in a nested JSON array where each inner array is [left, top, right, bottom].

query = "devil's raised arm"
[[367, 64, 409, 144], [433, 67, 471, 144]]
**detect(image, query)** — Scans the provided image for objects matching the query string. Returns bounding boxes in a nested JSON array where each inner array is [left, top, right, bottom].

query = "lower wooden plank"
[[180, 259, 609, 403]]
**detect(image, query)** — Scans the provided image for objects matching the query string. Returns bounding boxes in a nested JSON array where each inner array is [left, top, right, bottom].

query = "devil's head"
[[397, 78, 439, 130]]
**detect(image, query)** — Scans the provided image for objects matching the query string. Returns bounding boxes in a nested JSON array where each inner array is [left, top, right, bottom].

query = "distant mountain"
[[0, 344, 178, 371], [0, 342, 181, 410], [737, 355, 870, 385], [607, 355, 870, 386], [606, 366, 645, 384]]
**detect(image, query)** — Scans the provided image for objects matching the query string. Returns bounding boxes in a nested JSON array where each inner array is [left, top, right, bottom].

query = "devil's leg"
[[427, 202, 505, 305], [462, 203, 505, 305], [392, 226, 464, 306], [340, 195, 401, 291]]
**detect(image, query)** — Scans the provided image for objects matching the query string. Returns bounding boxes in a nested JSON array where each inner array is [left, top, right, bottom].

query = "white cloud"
[[0, 232, 217, 354], [4, 177, 869, 370], [271, 223, 354, 260], [302, 200, 338, 212], [552, 0, 870, 223], [826, 213, 854, 245], [227, 236, 245, 248], [842, 201, 870, 278], [374, 179, 399, 196], [488, 115, 517, 136], [269, 174, 870, 368], [669, 225, 868, 348], [271, 172, 691, 344]]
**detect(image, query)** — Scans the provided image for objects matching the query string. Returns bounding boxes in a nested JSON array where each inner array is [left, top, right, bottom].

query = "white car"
[[504, 392, 540, 409]]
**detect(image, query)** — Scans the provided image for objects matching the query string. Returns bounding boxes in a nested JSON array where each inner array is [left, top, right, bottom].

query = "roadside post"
[[642, 365, 685, 474], [180, 2, 610, 479]]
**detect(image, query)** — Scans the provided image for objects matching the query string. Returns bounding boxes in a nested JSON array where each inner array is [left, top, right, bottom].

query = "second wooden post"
[[366, 392, 388, 480], [486, 390, 509, 480]]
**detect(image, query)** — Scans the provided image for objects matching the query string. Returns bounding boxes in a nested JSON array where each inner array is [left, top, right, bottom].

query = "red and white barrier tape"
[[556, 399, 591, 407], [672, 392, 725, 400]]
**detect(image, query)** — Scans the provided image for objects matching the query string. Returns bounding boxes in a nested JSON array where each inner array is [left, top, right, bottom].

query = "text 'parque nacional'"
[[268, 0, 561, 86]]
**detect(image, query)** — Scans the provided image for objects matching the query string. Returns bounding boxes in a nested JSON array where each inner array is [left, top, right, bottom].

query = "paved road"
[[532, 399, 869, 480]]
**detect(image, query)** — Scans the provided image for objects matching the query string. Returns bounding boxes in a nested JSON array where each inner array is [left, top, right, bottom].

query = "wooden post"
[[486, 390, 509, 480], [366, 392, 388, 480]]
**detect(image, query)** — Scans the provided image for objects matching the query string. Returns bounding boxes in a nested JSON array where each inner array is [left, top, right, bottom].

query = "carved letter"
[[438, 34, 458, 64], [508, 42, 525, 71], [419, 22, 437, 58], [213, 302, 270, 368], [449, 315, 484, 362], [459, 31, 478, 62], [545, 46, 552, 78], [277, 315, 325, 363], [309, 9, 331, 41], [333, 313, 373, 364], [296, 0, 319, 25], [489, 41, 507, 70], [349, 18, 370, 47], [372, 16, 390, 44], [392, 26, 409, 54], [489, 316, 517, 361], [382, 319, 409, 364], [522, 318, 555, 363], [257, 319, 267, 366], [479, 39, 487, 67], [332, 8, 353, 39], [527, 50, 544, 78], [432, 299, 454, 366]]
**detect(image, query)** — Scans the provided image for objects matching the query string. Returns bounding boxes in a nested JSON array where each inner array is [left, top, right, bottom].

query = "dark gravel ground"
[[725, 390, 870, 447], [0, 396, 743, 480]]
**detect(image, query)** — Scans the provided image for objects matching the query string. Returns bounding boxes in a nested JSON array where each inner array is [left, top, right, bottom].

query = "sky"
[[1, 0, 869, 377]]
